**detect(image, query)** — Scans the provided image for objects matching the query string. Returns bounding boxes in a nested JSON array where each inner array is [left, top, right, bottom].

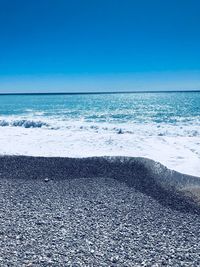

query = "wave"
[[0, 119, 49, 128], [0, 156, 200, 214], [0, 116, 200, 137]]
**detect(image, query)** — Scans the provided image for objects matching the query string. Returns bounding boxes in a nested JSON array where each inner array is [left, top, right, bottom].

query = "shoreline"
[[0, 125, 199, 177]]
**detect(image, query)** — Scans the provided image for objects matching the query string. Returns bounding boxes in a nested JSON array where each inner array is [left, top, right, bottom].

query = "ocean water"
[[0, 92, 200, 176]]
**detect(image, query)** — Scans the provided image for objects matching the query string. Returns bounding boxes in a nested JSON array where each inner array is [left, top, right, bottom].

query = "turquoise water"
[[0, 92, 200, 125]]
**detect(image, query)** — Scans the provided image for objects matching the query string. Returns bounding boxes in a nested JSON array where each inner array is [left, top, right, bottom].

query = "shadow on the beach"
[[0, 155, 200, 215]]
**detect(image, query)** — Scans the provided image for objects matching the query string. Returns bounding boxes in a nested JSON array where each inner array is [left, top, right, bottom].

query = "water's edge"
[[0, 155, 200, 214]]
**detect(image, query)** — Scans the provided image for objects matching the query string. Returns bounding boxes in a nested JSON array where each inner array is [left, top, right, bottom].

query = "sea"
[[0, 91, 200, 176]]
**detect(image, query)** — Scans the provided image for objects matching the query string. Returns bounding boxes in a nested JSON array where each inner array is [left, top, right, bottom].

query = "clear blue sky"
[[0, 0, 200, 92]]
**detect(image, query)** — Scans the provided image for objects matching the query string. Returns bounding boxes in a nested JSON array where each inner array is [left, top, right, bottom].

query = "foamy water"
[[0, 92, 200, 176]]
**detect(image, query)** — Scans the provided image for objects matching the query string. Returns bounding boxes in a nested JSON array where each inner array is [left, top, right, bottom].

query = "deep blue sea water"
[[0, 92, 199, 176]]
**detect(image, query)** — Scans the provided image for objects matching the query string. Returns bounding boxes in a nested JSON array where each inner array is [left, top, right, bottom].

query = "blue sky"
[[0, 0, 200, 92]]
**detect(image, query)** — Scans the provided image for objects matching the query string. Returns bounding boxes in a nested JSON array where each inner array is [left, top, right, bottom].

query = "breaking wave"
[[0, 119, 49, 128], [0, 117, 200, 137]]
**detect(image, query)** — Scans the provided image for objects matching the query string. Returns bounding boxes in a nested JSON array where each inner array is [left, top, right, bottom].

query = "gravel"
[[0, 156, 200, 266]]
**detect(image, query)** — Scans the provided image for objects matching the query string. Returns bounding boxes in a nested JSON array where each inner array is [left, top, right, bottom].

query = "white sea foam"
[[0, 115, 199, 177]]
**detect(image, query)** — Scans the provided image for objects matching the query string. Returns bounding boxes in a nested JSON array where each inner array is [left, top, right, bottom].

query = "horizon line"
[[0, 89, 200, 96]]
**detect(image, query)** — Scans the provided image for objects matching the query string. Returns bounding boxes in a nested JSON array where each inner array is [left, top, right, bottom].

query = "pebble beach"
[[0, 156, 200, 266]]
